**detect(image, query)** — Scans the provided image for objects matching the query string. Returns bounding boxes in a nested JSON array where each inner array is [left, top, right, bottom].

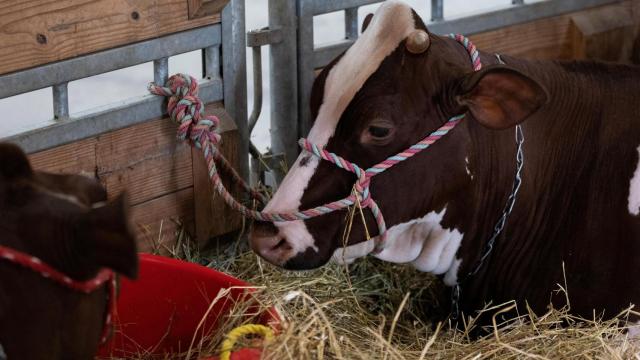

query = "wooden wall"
[[0, 0, 228, 75], [29, 104, 240, 253], [7, 0, 238, 253], [468, 0, 639, 62]]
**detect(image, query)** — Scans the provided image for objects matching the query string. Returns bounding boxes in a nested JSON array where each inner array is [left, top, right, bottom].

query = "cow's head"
[[0, 143, 138, 359], [250, 1, 546, 273]]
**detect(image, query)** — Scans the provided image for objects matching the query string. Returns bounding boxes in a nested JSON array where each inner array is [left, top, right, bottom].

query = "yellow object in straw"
[[219, 324, 274, 360]]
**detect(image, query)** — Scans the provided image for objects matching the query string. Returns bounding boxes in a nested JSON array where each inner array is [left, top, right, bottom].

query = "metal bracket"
[[247, 27, 283, 47], [246, 26, 287, 186]]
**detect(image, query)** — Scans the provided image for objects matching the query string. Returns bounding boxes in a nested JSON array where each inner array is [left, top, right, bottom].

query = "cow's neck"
[[452, 55, 640, 310]]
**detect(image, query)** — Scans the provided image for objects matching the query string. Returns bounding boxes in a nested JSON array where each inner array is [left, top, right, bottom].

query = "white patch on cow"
[[443, 258, 462, 286], [628, 146, 640, 215], [263, 1, 416, 254], [91, 201, 107, 209], [332, 208, 464, 285], [331, 238, 376, 265]]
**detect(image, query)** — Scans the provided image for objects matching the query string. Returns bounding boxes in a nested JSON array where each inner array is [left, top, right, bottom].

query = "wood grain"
[[130, 187, 195, 253], [188, 0, 229, 19], [570, 4, 636, 62], [100, 145, 193, 206], [0, 0, 222, 75], [29, 137, 96, 175], [470, 1, 636, 61], [192, 105, 242, 245]]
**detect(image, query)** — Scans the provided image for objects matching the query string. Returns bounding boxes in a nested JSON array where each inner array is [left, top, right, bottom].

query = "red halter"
[[0, 244, 116, 344]]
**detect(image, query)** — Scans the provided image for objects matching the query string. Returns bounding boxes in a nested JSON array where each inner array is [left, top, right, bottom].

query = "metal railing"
[[0, 0, 248, 179]]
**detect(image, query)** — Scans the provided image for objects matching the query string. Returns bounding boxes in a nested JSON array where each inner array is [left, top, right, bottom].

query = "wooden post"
[[570, 4, 636, 62]]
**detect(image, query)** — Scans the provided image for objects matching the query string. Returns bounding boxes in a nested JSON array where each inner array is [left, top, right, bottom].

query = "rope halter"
[[148, 34, 481, 254], [0, 245, 116, 344]]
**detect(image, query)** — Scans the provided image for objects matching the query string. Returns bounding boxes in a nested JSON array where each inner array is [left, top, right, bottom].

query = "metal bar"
[[431, 0, 444, 21], [313, 39, 355, 69], [296, 0, 315, 144], [0, 24, 222, 99], [345, 7, 359, 40], [248, 46, 263, 133], [313, 0, 382, 15], [222, 0, 249, 182], [4, 79, 223, 154], [271, 0, 299, 179], [310, 0, 622, 69], [153, 58, 169, 86], [52, 83, 69, 120], [203, 45, 221, 79], [428, 0, 621, 36]]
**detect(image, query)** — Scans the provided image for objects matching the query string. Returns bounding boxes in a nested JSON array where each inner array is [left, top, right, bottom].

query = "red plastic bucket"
[[96, 254, 278, 359]]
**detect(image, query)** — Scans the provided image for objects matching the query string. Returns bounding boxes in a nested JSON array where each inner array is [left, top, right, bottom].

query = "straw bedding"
[[140, 224, 640, 360]]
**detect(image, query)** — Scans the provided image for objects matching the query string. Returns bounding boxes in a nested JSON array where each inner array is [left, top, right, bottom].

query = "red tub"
[[96, 254, 278, 359]]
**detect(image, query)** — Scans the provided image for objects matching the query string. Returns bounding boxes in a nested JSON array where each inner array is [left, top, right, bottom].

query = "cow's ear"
[[361, 13, 373, 33], [0, 143, 33, 180], [79, 193, 138, 279], [456, 65, 548, 129]]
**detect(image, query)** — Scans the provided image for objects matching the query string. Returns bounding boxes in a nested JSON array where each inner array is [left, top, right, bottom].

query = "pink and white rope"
[[148, 34, 481, 253]]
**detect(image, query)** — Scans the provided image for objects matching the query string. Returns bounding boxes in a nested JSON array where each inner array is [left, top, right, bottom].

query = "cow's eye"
[[368, 125, 391, 138]]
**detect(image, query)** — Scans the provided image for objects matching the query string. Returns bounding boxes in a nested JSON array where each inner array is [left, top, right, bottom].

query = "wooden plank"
[[130, 187, 194, 254], [570, 3, 636, 62], [95, 116, 188, 174], [28, 137, 96, 175], [188, 0, 229, 19], [192, 105, 242, 245], [469, 13, 574, 60], [100, 145, 193, 206], [0, 0, 226, 75], [469, 1, 636, 61]]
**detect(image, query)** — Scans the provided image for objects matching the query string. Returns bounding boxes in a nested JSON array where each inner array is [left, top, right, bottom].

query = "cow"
[[249, 0, 640, 324], [0, 143, 138, 359]]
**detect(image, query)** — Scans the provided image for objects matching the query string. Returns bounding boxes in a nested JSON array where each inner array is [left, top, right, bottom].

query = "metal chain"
[[451, 124, 524, 320]]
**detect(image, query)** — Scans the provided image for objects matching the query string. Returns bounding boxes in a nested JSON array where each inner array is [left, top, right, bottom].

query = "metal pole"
[[222, 0, 249, 182], [153, 58, 169, 85], [296, 0, 314, 141], [431, 0, 444, 21], [270, 0, 299, 181], [52, 83, 69, 120], [203, 45, 221, 79], [345, 7, 359, 40]]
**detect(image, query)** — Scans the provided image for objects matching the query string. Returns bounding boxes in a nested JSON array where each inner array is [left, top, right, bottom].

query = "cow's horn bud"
[[406, 30, 430, 54]]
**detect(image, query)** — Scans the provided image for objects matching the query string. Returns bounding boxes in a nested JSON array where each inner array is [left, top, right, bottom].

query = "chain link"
[[451, 53, 525, 320]]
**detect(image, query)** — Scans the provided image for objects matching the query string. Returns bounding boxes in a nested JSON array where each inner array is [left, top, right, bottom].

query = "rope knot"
[[148, 74, 222, 148]]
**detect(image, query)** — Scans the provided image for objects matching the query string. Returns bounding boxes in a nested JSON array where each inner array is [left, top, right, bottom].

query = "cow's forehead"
[[308, 1, 416, 147]]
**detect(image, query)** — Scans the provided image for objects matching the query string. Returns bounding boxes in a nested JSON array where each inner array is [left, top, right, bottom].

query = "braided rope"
[[148, 34, 480, 253]]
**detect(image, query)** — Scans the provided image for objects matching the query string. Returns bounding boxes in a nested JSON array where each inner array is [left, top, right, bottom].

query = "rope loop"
[[148, 73, 222, 148]]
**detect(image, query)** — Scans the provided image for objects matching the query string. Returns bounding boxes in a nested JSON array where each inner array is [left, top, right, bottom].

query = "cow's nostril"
[[252, 221, 279, 237], [273, 237, 292, 251]]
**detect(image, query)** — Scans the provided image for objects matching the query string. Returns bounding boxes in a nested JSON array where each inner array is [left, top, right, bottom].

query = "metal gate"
[[0, 0, 249, 180]]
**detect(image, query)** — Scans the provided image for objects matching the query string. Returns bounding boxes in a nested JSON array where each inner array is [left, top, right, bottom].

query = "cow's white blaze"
[[332, 209, 464, 285], [628, 146, 640, 215], [264, 1, 416, 254]]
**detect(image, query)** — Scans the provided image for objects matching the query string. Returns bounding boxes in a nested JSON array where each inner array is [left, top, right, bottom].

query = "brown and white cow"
[[250, 1, 640, 322], [0, 143, 138, 359]]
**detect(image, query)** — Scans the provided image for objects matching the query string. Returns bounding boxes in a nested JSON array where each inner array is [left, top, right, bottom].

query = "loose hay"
[[132, 225, 640, 359]]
